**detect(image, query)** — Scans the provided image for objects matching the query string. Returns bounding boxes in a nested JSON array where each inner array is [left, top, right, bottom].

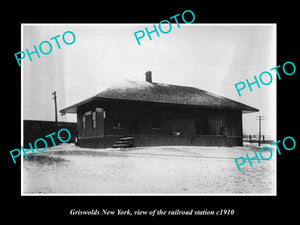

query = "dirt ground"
[[22, 143, 276, 195]]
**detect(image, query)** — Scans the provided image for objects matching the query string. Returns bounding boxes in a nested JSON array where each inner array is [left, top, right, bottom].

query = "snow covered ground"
[[22, 143, 276, 195]]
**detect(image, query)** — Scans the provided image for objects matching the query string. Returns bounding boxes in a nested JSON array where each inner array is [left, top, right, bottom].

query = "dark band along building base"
[[60, 72, 258, 148]]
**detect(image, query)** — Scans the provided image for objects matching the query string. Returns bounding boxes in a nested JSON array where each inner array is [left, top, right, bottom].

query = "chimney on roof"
[[145, 71, 152, 83]]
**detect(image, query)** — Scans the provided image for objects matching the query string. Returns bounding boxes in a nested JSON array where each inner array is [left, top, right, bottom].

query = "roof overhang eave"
[[59, 96, 260, 114], [59, 98, 95, 115], [242, 108, 259, 114]]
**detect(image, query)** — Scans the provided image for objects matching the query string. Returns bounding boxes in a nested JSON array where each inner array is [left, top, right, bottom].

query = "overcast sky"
[[22, 24, 276, 137]]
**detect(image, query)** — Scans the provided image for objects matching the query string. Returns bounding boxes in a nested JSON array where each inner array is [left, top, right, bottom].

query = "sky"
[[22, 24, 276, 137]]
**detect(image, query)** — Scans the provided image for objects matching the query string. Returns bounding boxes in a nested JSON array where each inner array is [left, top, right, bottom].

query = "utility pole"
[[256, 116, 265, 146], [52, 91, 58, 131]]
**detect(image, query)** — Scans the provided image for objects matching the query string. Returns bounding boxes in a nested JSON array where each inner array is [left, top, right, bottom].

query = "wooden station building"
[[60, 72, 258, 148]]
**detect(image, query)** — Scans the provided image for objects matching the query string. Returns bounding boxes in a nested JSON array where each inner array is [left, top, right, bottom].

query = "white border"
[[21, 23, 277, 196], [21, 24, 24, 195]]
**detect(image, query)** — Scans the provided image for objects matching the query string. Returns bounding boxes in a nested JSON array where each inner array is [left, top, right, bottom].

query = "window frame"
[[92, 111, 97, 129], [82, 115, 86, 131]]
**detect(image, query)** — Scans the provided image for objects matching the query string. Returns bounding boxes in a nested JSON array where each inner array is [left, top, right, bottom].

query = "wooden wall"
[[77, 110, 104, 138], [23, 120, 77, 148], [77, 134, 244, 148], [76, 100, 243, 147], [101, 102, 242, 137]]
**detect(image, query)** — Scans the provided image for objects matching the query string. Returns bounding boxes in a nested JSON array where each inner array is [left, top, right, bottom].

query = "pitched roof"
[[60, 79, 259, 114]]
